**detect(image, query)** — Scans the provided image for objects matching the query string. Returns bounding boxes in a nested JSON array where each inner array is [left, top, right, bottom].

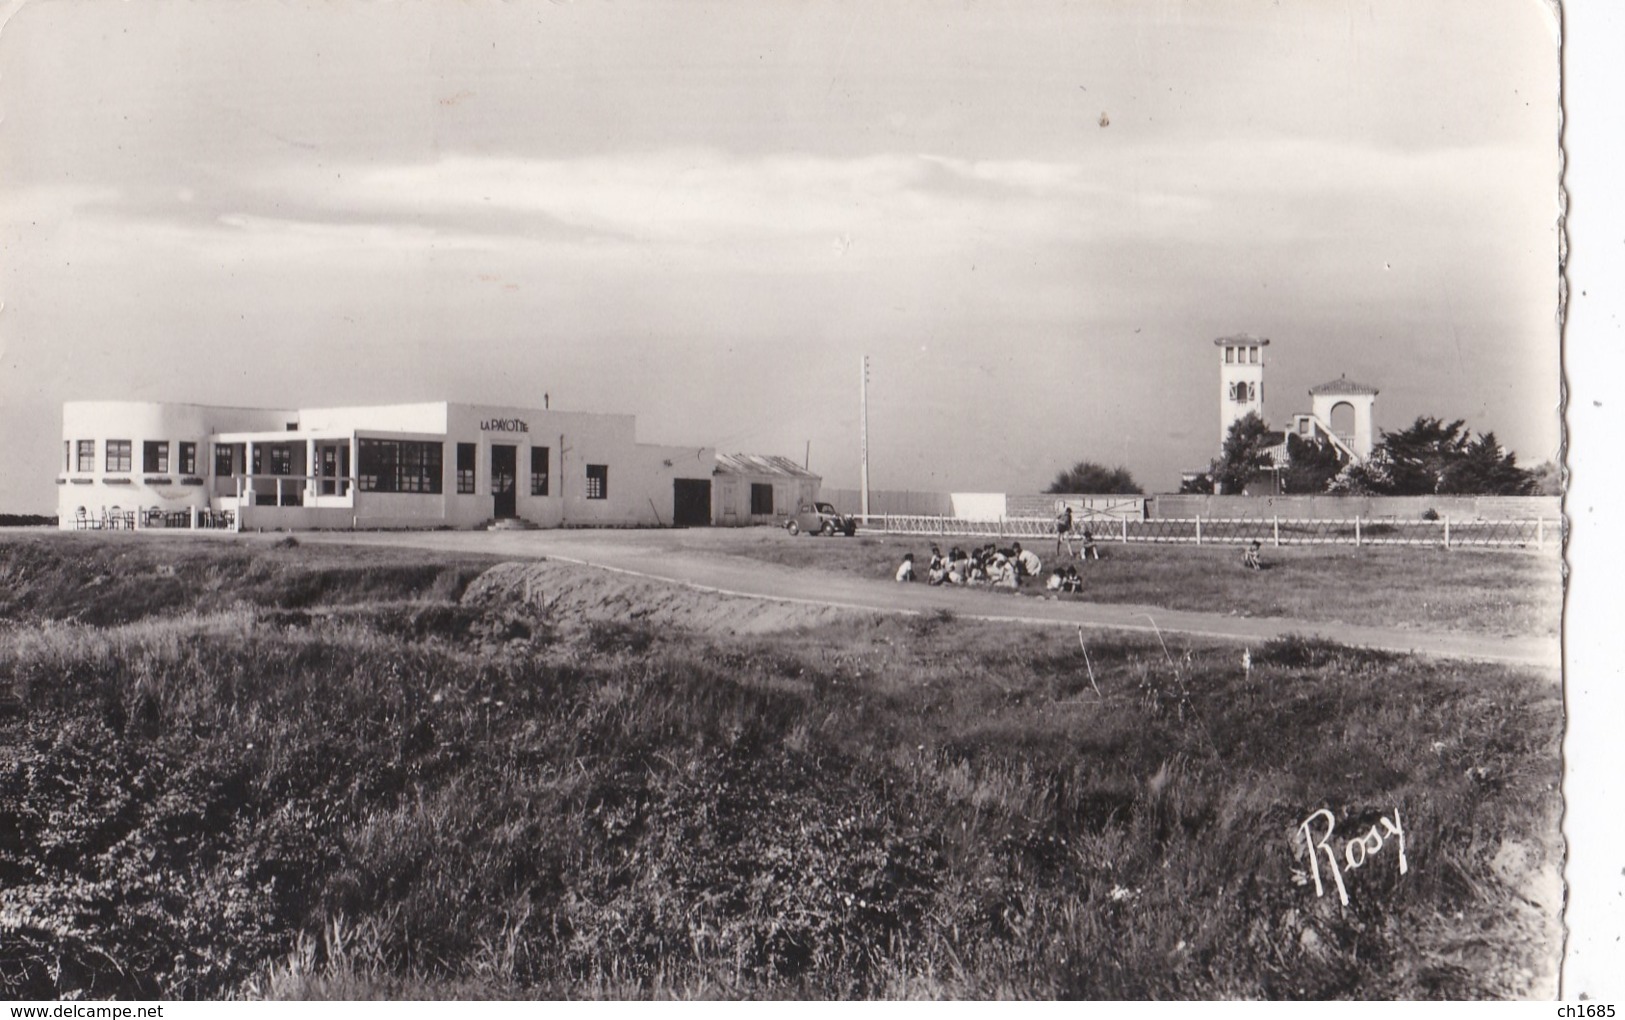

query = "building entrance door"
[[491, 444, 517, 519], [317, 443, 350, 496], [672, 478, 711, 526]]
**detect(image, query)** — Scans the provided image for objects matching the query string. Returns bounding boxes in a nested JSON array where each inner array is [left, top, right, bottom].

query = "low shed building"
[[711, 454, 820, 527]]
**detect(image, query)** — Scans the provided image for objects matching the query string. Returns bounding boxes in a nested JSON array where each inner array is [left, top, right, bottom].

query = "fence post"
[[1195, 515, 1202, 546], [1273, 515, 1280, 547], [1443, 515, 1451, 549], [1537, 517, 1544, 548], [1355, 515, 1362, 548], [1121, 515, 1128, 543]]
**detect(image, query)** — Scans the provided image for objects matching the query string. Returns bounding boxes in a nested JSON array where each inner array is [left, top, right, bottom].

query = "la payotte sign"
[[479, 417, 530, 434]]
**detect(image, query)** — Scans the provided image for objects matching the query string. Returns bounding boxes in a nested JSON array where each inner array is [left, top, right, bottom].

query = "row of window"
[[68, 440, 198, 475], [374, 441, 600, 499], [1224, 346, 1262, 365], [67, 438, 604, 499]]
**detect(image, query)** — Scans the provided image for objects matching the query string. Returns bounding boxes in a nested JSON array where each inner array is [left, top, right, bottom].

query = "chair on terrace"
[[143, 506, 164, 528], [74, 506, 90, 530], [106, 506, 122, 530]]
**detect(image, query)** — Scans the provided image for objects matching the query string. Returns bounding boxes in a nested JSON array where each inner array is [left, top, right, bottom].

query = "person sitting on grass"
[[1243, 540, 1263, 571], [1062, 565, 1084, 593], [1045, 568, 1065, 592], [896, 552, 916, 582], [967, 557, 989, 586], [990, 553, 1019, 589], [1014, 542, 1042, 581], [1079, 528, 1101, 561]]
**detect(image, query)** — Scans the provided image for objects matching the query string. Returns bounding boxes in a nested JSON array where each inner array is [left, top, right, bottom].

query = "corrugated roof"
[[1213, 333, 1271, 346], [714, 453, 821, 479], [1309, 375, 1380, 395]]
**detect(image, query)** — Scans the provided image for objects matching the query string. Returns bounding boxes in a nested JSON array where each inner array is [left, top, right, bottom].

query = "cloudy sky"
[[0, 0, 1562, 511]]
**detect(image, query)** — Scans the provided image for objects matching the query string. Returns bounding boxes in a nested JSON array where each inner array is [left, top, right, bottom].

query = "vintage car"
[[785, 501, 857, 537]]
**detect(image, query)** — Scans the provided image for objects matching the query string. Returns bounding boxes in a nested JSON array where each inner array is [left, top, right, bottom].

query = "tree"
[[1211, 412, 1275, 494], [1526, 460, 1563, 496], [1439, 432, 1538, 495], [1045, 460, 1143, 494], [1326, 457, 1390, 496], [1378, 416, 1471, 495], [1280, 432, 1344, 494], [1178, 472, 1213, 495], [1363, 417, 1538, 496]]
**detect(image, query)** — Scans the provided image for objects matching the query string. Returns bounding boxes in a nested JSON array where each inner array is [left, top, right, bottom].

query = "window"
[[750, 483, 774, 515], [530, 446, 549, 496], [1225, 347, 1234, 364], [251, 445, 263, 475], [214, 444, 235, 477], [269, 446, 292, 475], [143, 441, 170, 473], [585, 464, 608, 499], [358, 439, 445, 494], [1249, 346, 1259, 364], [456, 443, 477, 494], [105, 440, 132, 473], [179, 443, 197, 475], [77, 440, 95, 472]]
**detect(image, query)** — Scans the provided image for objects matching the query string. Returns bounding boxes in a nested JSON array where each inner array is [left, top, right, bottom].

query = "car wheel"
[[786, 520, 800, 536], [820, 521, 834, 536]]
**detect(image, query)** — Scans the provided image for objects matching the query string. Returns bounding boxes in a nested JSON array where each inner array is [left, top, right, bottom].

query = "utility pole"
[[860, 355, 871, 519]]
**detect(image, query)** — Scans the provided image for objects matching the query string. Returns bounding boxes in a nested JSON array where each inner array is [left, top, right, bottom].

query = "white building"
[[1291, 376, 1380, 463], [1215, 333, 1269, 444], [57, 400, 715, 531]]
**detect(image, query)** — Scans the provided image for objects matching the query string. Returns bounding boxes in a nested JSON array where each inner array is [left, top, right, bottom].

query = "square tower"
[[1214, 333, 1269, 447]]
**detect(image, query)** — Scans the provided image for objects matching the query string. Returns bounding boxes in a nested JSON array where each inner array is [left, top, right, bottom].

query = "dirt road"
[[300, 529, 1562, 671]]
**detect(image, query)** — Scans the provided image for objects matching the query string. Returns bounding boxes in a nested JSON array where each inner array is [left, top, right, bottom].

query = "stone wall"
[[1144, 494, 1561, 521]]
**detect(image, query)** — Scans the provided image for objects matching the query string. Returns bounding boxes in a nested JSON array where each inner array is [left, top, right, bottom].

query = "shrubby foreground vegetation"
[[0, 536, 1561, 998]]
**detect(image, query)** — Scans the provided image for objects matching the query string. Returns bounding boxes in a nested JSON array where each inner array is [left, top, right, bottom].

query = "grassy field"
[[0, 535, 1562, 998], [721, 531, 1563, 639]]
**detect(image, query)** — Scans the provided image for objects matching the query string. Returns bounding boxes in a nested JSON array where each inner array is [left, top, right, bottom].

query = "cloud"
[[2, 138, 1552, 284]]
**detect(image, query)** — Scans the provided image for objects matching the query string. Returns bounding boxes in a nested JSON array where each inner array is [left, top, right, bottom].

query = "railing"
[[231, 472, 357, 507], [862, 514, 1561, 549]]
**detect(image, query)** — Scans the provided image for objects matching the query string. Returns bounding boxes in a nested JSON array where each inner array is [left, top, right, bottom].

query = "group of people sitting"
[[1044, 565, 1086, 592], [896, 541, 1087, 593]]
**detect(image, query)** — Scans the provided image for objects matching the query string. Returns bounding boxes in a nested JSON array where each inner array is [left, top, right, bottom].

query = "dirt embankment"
[[461, 559, 871, 636]]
